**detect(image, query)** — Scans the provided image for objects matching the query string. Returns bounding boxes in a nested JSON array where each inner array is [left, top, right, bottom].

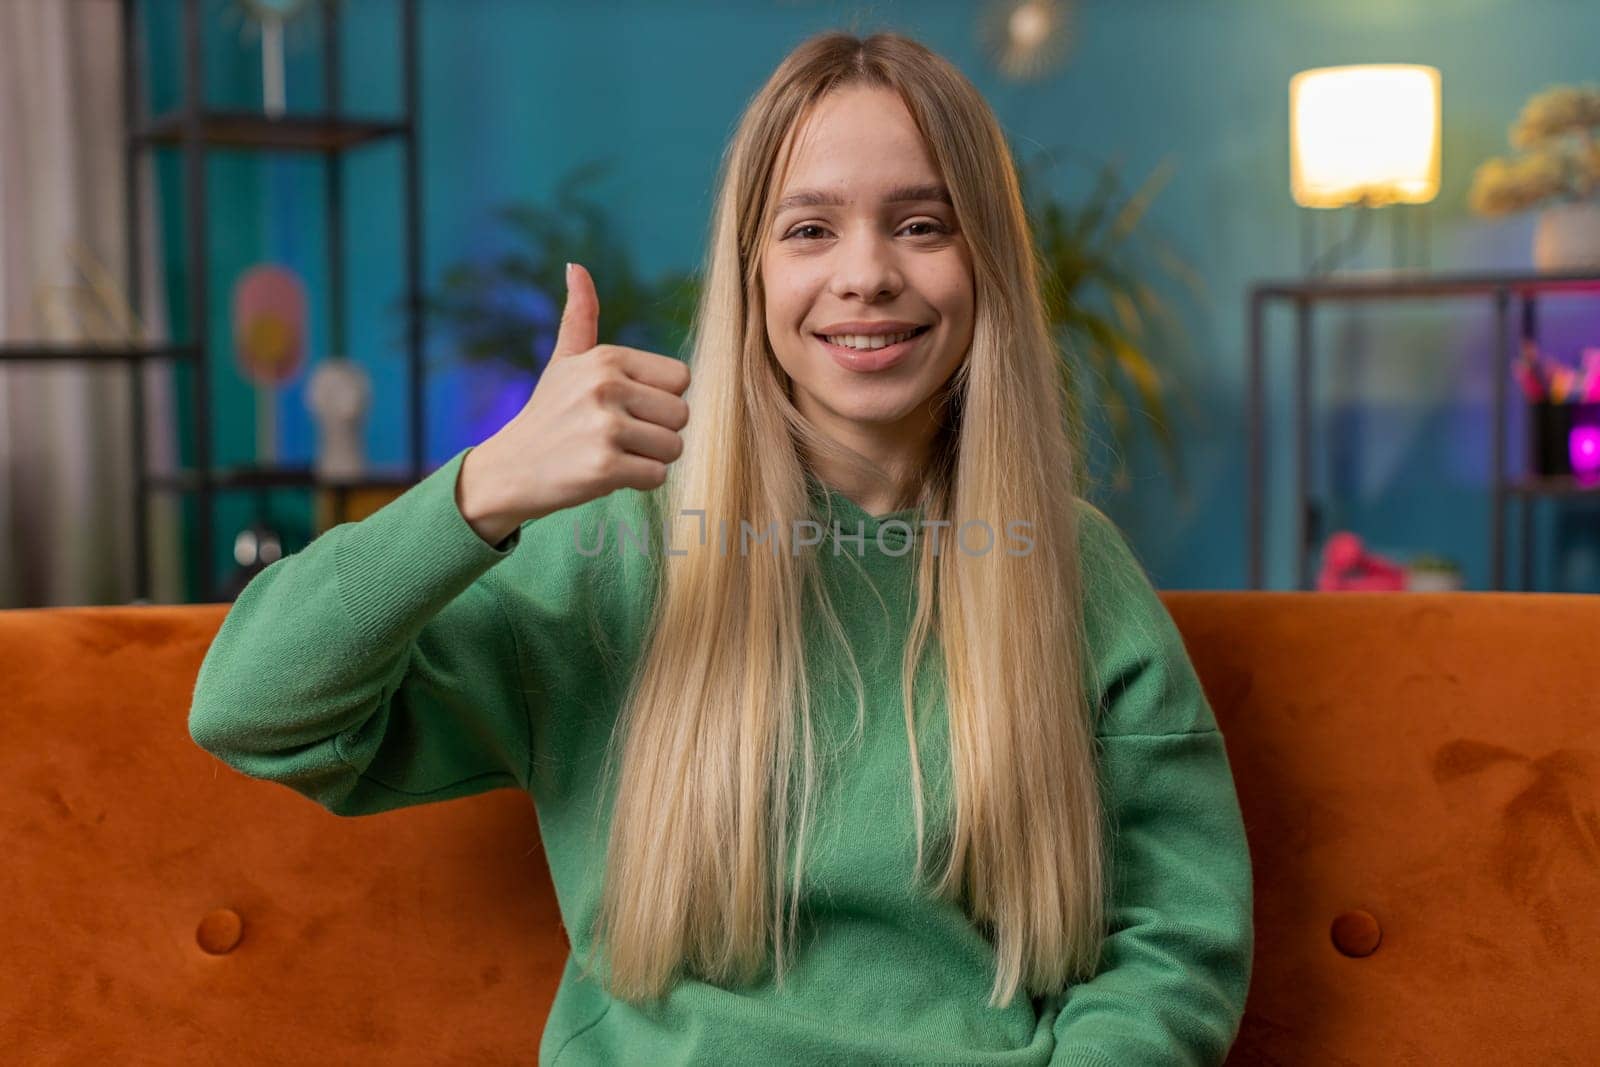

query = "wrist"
[[456, 443, 522, 548]]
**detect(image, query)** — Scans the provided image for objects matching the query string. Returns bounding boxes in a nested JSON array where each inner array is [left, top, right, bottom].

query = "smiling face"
[[761, 85, 975, 473]]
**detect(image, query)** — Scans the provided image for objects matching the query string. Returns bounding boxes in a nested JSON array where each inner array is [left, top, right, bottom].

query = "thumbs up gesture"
[[456, 262, 691, 545]]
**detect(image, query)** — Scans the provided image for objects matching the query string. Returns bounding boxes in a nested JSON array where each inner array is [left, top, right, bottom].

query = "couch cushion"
[[0, 604, 565, 1062], [1163, 591, 1600, 1064]]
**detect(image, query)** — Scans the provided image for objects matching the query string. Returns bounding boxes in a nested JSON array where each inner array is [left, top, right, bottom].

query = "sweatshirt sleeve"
[[1046, 502, 1254, 1067], [187, 445, 533, 817]]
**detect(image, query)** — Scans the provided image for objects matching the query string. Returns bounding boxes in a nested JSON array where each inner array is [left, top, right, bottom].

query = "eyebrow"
[[775, 183, 953, 212]]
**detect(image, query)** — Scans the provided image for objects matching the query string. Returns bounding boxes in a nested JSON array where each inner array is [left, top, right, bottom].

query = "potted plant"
[[1468, 84, 1600, 270], [426, 160, 699, 380], [1017, 147, 1204, 501], [1405, 552, 1465, 593]]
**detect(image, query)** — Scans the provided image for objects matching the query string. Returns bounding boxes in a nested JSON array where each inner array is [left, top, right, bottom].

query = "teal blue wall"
[[150, 0, 1600, 595]]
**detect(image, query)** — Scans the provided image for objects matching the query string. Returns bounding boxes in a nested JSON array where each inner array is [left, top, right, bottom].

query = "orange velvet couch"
[[3, 592, 1596, 1064]]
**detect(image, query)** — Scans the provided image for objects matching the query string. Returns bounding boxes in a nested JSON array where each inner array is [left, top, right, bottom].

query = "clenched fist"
[[456, 261, 691, 546]]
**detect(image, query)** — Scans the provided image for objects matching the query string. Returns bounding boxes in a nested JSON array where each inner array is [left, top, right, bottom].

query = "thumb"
[[551, 261, 599, 359]]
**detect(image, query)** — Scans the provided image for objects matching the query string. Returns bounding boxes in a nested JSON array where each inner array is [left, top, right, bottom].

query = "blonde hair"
[[581, 29, 1106, 1010]]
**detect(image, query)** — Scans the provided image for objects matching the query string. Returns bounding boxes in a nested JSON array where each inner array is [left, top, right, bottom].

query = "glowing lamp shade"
[[1290, 64, 1441, 208], [1572, 424, 1600, 480]]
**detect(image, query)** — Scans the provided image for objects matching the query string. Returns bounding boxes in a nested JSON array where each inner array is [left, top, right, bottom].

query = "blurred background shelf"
[[1247, 268, 1600, 592], [145, 465, 416, 493], [1253, 268, 1600, 300], [0, 343, 197, 364], [94, 0, 427, 602], [1504, 473, 1600, 498], [132, 109, 408, 152], [143, 463, 415, 529]]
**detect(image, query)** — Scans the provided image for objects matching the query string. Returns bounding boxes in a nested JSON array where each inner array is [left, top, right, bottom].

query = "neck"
[[801, 405, 939, 519]]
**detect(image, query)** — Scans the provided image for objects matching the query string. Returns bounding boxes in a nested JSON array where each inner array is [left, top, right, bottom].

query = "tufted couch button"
[[1330, 909, 1382, 957], [196, 908, 244, 955]]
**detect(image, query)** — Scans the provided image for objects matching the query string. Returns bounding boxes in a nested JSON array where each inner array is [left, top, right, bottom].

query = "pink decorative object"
[[1317, 531, 1408, 591], [1572, 423, 1600, 480], [231, 264, 307, 387]]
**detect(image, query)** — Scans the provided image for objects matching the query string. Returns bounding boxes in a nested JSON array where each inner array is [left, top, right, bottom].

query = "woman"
[[190, 30, 1252, 1066]]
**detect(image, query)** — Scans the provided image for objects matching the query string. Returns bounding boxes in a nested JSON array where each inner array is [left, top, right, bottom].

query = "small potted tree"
[[1468, 85, 1600, 270]]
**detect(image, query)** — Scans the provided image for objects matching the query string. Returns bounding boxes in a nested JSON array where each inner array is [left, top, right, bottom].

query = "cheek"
[[931, 275, 975, 361], [762, 262, 806, 328], [912, 258, 973, 319], [776, 288, 830, 346]]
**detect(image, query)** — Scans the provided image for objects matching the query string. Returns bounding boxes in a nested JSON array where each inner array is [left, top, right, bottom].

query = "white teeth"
[[821, 329, 920, 350]]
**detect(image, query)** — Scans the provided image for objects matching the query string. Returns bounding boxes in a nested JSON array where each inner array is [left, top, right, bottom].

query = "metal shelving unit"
[[1247, 267, 1600, 592], [0, 0, 424, 603]]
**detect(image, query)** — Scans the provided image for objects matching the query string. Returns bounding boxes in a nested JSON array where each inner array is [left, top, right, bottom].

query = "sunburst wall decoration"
[[980, 0, 1075, 82]]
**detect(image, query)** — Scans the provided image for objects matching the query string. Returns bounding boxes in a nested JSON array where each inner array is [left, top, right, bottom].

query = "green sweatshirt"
[[188, 445, 1253, 1066]]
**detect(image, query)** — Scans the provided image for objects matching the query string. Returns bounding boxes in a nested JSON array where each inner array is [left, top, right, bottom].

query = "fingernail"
[[565, 262, 573, 286]]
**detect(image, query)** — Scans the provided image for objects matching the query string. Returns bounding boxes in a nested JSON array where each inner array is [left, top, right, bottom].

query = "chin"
[[814, 394, 925, 428]]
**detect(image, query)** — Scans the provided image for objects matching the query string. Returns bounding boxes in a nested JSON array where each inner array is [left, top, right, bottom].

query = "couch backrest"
[[1161, 590, 1599, 1064], [2, 594, 1595, 1063]]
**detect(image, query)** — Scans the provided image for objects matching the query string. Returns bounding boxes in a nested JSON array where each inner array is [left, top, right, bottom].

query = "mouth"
[[813, 324, 932, 373]]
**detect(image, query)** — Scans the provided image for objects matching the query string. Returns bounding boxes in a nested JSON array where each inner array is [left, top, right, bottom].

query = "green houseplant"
[[426, 160, 699, 376], [1017, 146, 1203, 500]]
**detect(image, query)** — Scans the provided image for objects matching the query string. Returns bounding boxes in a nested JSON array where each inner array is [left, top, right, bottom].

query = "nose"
[[826, 225, 903, 303]]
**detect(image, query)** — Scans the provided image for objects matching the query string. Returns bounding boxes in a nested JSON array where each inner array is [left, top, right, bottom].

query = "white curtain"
[[0, 0, 183, 606]]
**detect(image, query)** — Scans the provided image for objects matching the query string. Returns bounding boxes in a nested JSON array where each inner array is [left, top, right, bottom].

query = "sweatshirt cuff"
[[1050, 1048, 1122, 1067], [333, 445, 521, 644]]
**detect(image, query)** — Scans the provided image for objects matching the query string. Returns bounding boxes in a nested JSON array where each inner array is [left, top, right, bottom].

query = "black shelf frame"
[[0, 344, 198, 364], [146, 465, 418, 492], [0, 0, 426, 603], [1246, 267, 1600, 592], [132, 109, 408, 151]]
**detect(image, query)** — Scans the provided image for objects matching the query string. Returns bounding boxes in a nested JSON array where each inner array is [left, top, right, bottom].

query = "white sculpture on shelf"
[[305, 357, 371, 483], [233, 0, 321, 118]]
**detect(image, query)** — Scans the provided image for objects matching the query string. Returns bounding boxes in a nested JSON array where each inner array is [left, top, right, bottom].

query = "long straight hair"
[[581, 30, 1107, 1010]]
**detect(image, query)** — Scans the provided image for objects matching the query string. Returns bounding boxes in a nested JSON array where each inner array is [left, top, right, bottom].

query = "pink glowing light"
[[1571, 424, 1600, 479]]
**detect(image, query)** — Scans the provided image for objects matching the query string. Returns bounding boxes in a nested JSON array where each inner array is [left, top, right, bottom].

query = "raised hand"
[[456, 262, 691, 544]]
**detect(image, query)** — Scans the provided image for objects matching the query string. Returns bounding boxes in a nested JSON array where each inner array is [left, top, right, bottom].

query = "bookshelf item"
[[306, 357, 372, 482], [1528, 401, 1600, 479], [231, 263, 308, 465]]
